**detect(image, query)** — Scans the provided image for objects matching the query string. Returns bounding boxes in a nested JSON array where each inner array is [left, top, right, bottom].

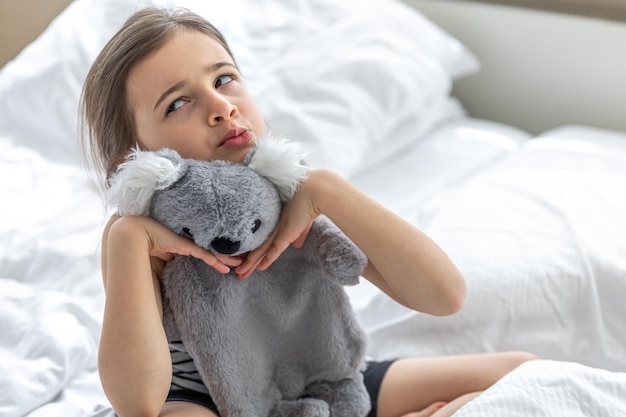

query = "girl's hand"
[[108, 215, 242, 276], [235, 171, 325, 279]]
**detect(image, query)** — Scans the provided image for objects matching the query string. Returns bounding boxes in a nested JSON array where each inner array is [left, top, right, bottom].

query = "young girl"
[[81, 7, 536, 417]]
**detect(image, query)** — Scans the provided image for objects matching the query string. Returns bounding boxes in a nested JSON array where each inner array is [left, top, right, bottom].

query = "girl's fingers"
[[181, 243, 231, 274], [234, 196, 316, 278], [234, 230, 278, 278], [190, 244, 247, 275], [160, 232, 240, 275], [214, 252, 244, 267], [256, 240, 290, 271]]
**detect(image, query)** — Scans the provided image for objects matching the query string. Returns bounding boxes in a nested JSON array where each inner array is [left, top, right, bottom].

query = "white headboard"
[[404, 0, 626, 135]]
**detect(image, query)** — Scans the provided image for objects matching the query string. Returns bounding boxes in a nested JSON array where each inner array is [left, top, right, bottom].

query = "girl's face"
[[127, 29, 265, 163]]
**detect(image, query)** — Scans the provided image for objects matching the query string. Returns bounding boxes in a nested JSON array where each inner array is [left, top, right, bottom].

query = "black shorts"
[[166, 360, 396, 417]]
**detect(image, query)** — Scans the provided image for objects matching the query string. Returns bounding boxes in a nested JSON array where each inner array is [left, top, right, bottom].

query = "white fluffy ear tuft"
[[107, 147, 185, 215], [248, 135, 309, 201]]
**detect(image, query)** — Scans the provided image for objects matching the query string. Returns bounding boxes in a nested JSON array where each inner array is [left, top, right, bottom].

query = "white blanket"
[[456, 360, 626, 417], [0, 279, 104, 417]]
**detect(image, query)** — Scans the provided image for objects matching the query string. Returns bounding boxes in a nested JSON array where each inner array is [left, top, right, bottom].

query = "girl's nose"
[[207, 94, 238, 126]]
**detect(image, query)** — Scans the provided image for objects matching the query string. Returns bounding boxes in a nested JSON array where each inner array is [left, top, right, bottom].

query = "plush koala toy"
[[108, 136, 371, 417]]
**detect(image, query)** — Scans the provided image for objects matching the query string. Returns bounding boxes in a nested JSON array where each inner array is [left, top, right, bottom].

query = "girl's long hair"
[[80, 7, 236, 189]]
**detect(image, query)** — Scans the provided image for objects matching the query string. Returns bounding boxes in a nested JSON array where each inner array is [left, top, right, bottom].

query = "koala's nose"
[[211, 237, 241, 255]]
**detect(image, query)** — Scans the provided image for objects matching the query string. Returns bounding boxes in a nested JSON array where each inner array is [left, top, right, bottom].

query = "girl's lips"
[[219, 129, 253, 148]]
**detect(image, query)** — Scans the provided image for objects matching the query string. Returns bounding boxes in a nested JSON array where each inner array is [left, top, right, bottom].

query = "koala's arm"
[[302, 215, 367, 286]]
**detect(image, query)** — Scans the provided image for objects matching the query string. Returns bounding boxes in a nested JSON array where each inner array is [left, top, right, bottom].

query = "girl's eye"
[[166, 98, 185, 115], [215, 74, 234, 88]]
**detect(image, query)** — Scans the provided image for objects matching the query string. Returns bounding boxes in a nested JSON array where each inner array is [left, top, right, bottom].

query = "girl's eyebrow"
[[209, 61, 237, 73], [154, 80, 186, 111], [153, 62, 238, 112]]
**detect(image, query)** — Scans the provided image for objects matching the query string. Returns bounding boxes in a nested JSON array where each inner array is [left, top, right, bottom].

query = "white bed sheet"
[[0, 142, 105, 417], [455, 360, 626, 417], [348, 124, 626, 373]]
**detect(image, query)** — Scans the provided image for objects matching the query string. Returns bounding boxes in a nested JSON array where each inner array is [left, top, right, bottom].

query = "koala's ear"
[[247, 135, 309, 201], [107, 147, 187, 215]]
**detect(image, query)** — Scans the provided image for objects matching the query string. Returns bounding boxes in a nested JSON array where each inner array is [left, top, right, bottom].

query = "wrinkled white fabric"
[[456, 360, 626, 416]]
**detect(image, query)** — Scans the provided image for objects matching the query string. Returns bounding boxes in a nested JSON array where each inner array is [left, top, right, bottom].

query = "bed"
[[1, 0, 626, 416]]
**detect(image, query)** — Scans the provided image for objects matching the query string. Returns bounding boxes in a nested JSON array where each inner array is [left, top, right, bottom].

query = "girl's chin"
[[220, 143, 256, 163]]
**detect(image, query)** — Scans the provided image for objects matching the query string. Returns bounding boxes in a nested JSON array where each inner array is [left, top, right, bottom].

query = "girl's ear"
[[107, 147, 187, 215], [247, 135, 309, 202]]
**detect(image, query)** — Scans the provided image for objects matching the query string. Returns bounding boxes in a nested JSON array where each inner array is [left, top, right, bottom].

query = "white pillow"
[[0, 0, 478, 174], [191, 0, 480, 175]]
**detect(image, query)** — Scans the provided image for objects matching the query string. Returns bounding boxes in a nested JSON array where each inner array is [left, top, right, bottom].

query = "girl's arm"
[[99, 215, 239, 417], [236, 169, 466, 316]]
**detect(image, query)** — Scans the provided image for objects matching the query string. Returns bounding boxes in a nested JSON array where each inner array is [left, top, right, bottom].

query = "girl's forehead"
[[157, 29, 232, 61], [127, 30, 234, 92]]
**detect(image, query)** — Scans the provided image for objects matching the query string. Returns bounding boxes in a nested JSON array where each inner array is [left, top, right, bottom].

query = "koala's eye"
[[251, 219, 261, 233], [182, 227, 194, 238]]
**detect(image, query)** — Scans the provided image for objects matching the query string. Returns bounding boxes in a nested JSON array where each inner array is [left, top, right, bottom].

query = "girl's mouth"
[[219, 128, 253, 148]]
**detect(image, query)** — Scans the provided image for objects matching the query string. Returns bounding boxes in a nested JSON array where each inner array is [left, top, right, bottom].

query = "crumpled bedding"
[[79, 360, 626, 417], [456, 360, 626, 417], [351, 126, 626, 373], [0, 279, 103, 417]]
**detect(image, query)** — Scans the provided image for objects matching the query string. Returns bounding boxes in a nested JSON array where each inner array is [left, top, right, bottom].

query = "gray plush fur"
[[108, 138, 370, 417]]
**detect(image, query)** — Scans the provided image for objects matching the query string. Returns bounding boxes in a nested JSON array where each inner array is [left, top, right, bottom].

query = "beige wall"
[[473, 0, 626, 20], [0, 0, 72, 68], [406, 0, 626, 134]]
